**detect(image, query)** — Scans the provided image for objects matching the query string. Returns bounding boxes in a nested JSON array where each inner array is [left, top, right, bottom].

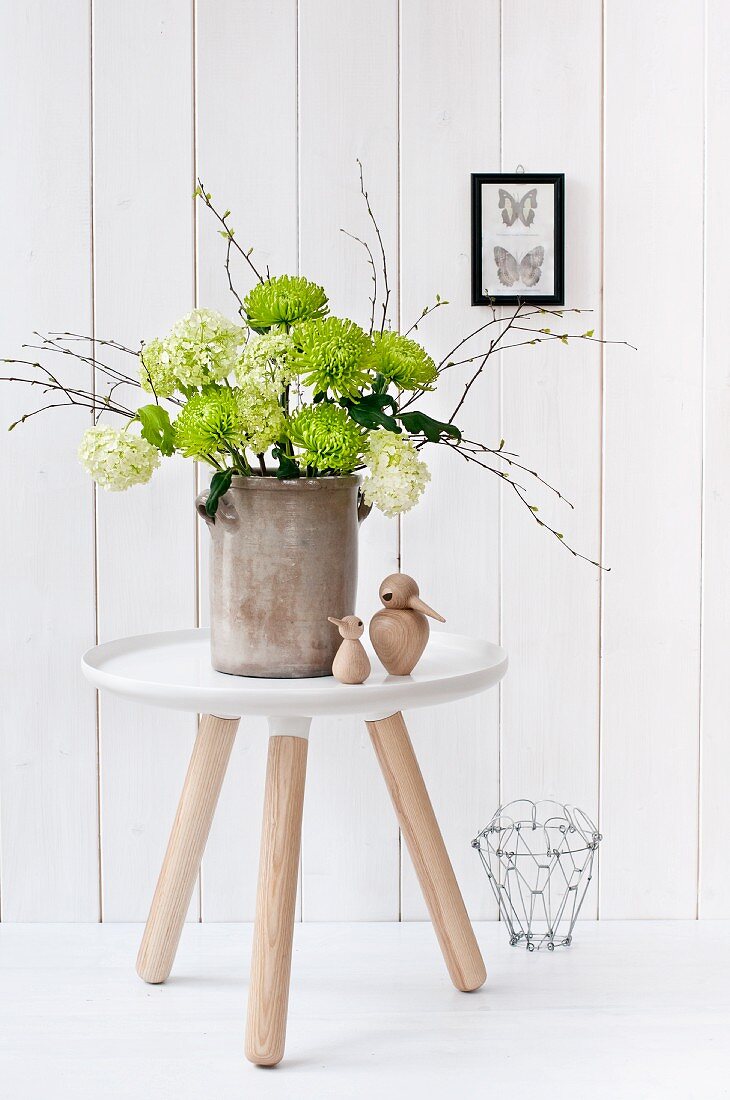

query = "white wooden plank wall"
[[92, 1, 198, 924], [0, 0, 99, 921], [601, 0, 704, 918], [0, 0, 725, 922], [700, 0, 730, 918], [499, 0, 603, 917], [399, 0, 501, 920]]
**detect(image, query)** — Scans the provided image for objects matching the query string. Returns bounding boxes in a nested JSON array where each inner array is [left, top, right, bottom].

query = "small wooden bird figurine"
[[369, 573, 446, 675], [328, 615, 371, 684]]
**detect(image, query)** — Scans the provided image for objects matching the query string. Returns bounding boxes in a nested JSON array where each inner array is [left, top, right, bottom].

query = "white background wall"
[[1, 0, 726, 922]]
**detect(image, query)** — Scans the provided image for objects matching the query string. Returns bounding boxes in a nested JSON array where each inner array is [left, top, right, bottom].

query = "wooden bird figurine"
[[328, 615, 371, 684], [369, 574, 446, 676]]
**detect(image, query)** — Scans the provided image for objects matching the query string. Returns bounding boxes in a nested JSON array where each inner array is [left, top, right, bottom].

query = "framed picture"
[[471, 172, 564, 306]]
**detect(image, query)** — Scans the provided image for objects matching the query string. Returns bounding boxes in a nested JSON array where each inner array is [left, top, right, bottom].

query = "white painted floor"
[[0, 921, 727, 1099]]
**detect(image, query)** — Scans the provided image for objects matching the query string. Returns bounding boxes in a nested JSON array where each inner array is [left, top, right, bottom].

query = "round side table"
[[82, 628, 507, 1067]]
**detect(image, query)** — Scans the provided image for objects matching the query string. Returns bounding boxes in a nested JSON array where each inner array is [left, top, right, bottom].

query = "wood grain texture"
[[499, 3, 602, 919], [329, 617, 371, 684], [136, 715, 238, 984], [367, 712, 486, 992], [601, 0, 704, 917], [398, 0, 501, 921], [699, 0, 730, 918], [298, 0, 400, 920], [0, 0, 99, 920], [195, 0, 299, 922], [93, 0, 198, 921], [245, 734, 308, 1067], [369, 574, 445, 676], [369, 609, 430, 676]]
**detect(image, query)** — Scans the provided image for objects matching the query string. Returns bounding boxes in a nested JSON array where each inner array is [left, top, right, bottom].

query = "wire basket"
[[472, 799, 602, 951]]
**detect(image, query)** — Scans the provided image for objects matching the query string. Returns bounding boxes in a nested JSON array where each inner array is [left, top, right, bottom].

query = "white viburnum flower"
[[164, 308, 247, 389], [139, 337, 177, 398], [362, 429, 430, 517], [78, 424, 160, 491], [235, 331, 295, 391], [237, 382, 287, 455]]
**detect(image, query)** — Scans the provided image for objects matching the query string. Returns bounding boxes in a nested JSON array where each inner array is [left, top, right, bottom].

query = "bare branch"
[[356, 159, 391, 333], [448, 443, 605, 569], [49, 331, 141, 356], [195, 178, 266, 288], [401, 297, 450, 338], [340, 227, 378, 335]]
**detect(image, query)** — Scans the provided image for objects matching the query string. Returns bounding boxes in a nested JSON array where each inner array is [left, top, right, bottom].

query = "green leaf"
[[397, 410, 461, 443], [585, 329, 595, 338], [135, 404, 175, 456], [347, 403, 400, 432], [272, 446, 301, 480], [205, 468, 234, 518], [343, 393, 400, 433], [345, 392, 397, 414]]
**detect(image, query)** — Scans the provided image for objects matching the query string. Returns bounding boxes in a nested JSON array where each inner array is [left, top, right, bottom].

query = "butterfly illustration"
[[493, 245, 544, 288], [498, 188, 538, 227]]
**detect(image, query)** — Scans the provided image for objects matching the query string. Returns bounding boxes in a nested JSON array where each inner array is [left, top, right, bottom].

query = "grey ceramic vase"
[[196, 475, 367, 678]]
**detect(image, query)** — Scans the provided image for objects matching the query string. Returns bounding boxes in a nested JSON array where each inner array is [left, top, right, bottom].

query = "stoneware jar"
[[196, 475, 367, 677]]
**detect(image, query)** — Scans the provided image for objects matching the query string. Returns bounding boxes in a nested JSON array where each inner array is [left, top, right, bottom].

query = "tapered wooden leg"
[[245, 718, 310, 1067], [136, 713, 239, 984], [367, 710, 486, 992]]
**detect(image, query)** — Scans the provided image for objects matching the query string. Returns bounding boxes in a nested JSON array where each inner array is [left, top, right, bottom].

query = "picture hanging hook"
[[515, 164, 526, 174]]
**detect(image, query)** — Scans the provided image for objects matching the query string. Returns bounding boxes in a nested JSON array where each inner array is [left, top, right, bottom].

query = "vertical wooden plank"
[[399, 0, 501, 920], [500, 1, 602, 916], [298, 0, 400, 920], [93, 0, 198, 920], [195, 0, 298, 921], [0, 0, 99, 920], [601, 0, 703, 917], [699, 0, 729, 918]]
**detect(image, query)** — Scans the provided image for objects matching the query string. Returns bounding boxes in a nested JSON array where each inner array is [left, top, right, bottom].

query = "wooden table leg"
[[366, 710, 486, 992], [136, 713, 239, 984], [245, 717, 310, 1067]]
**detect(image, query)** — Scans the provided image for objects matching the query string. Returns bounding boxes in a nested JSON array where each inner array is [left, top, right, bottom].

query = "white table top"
[[81, 629, 507, 720]]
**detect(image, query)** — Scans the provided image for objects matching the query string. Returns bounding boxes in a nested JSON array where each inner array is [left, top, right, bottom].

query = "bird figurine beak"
[[407, 595, 446, 622], [328, 616, 345, 628]]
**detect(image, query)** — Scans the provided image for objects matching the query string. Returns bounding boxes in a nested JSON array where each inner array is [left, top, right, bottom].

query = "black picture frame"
[[471, 173, 564, 306]]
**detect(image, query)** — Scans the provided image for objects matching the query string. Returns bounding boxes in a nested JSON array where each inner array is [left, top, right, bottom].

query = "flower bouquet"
[[3, 169, 628, 675]]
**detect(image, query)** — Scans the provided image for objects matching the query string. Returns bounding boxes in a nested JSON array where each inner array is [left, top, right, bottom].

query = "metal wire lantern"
[[472, 799, 602, 951]]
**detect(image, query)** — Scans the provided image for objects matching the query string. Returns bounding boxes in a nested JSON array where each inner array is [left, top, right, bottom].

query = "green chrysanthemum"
[[288, 402, 363, 473], [244, 275, 329, 333], [173, 388, 248, 459], [364, 331, 438, 391], [291, 317, 372, 400], [140, 337, 177, 398]]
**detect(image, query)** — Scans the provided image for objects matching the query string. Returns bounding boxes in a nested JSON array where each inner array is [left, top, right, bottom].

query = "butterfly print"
[[493, 245, 544, 288], [498, 187, 538, 227]]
